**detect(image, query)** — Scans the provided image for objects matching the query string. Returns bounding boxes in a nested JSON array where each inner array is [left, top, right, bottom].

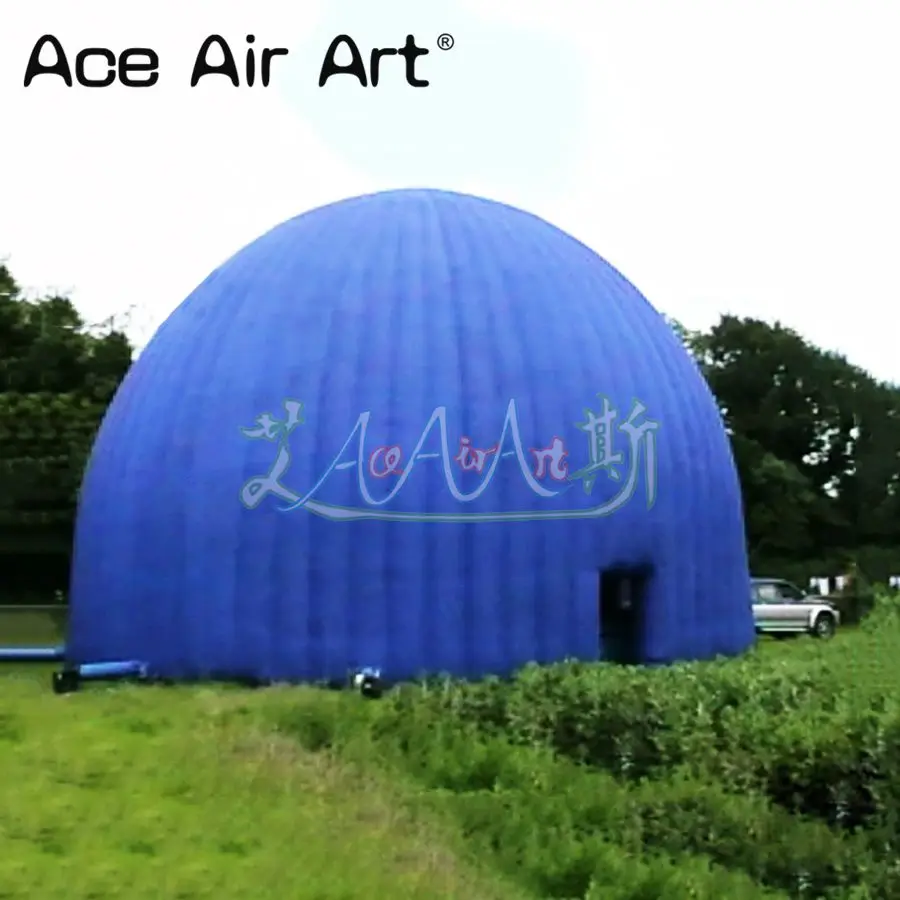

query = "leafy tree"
[[692, 314, 900, 583], [0, 263, 133, 589]]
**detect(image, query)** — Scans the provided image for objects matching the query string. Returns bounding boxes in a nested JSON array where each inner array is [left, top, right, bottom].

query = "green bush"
[[273, 705, 778, 896], [371, 607, 900, 846], [266, 592, 900, 898], [271, 690, 898, 898]]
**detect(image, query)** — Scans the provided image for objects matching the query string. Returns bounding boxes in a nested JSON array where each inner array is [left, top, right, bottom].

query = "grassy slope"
[[1, 608, 891, 898], [0, 666, 526, 900], [0, 668, 785, 900]]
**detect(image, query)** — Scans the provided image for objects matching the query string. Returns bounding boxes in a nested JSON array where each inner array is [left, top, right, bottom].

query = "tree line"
[[0, 260, 897, 599], [671, 315, 900, 586], [0, 264, 133, 597]]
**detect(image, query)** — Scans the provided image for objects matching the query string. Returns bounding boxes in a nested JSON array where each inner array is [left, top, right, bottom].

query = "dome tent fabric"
[[68, 189, 754, 683]]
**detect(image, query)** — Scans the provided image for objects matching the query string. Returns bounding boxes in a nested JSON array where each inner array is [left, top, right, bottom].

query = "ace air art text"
[[21, 33, 455, 89]]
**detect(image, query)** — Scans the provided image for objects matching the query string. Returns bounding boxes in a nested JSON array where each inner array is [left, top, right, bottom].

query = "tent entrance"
[[599, 567, 650, 664]]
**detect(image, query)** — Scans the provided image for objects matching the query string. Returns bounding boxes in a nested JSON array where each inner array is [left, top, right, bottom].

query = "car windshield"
[[754, 584, 779, 602], [752, 581, 805, 602]]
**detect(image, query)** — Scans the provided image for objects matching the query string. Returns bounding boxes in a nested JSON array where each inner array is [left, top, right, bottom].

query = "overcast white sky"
[[1, 0, 897, 382]]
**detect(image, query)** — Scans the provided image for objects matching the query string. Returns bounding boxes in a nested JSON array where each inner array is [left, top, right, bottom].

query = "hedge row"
[[373, 596, 900, 840], [264, 594, 900, 898], [270, 693, 895, 898]]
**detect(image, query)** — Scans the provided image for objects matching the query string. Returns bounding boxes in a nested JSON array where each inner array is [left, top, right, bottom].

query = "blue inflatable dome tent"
[[67, 189, 754, 685]]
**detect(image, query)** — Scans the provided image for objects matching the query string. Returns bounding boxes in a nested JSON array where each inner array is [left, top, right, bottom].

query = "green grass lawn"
[[0, 666, 526, 900], [0, 607, 892, 899], [0, 606, 66, 646]]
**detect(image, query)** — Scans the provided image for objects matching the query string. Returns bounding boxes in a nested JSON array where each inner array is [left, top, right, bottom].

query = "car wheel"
[[812, 613, 836, 639]]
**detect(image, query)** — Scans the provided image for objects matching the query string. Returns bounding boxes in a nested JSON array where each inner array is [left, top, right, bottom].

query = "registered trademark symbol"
[[437, 33, 455, 51]]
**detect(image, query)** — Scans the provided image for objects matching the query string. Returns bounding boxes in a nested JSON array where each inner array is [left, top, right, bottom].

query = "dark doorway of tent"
[[599, 568, 650, 664]]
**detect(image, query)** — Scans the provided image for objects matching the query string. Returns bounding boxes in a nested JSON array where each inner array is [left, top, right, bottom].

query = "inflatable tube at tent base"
[[43, 661, 385, 697], [51, 660, 149, 695], [0, 645, 66, 662], [46, 663, 382, 696]]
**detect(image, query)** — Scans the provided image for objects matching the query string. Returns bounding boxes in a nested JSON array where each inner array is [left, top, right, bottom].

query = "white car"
[[751, 578, 840, 638]]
